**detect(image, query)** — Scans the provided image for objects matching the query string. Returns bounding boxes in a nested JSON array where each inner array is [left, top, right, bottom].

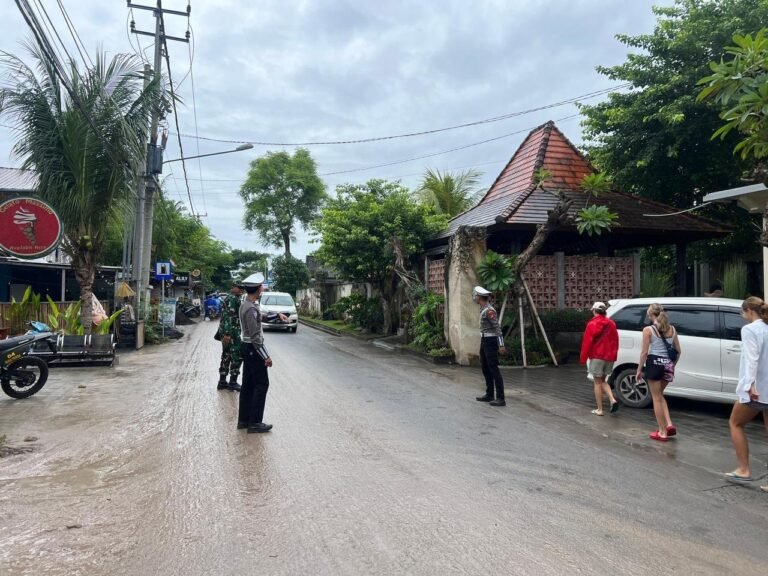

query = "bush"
[[330, 293, 384, 332], [722, 260, 747, 299], [410, 293, 446, 351], [272, 255, 311, 296], [640, 266, 674, 297], [501, 335, 552, 366], [538, 309, 591, 333]]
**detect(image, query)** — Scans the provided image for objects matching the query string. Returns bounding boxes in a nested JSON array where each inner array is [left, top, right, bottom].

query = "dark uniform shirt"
[[480, 304, 504, 347]]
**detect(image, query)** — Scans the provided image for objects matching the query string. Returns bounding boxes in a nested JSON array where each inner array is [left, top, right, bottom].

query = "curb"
[[299, 318, 342, 337]]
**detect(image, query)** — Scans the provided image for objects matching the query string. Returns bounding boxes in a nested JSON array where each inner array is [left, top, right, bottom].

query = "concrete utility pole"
[[127, 0, 190, 315]]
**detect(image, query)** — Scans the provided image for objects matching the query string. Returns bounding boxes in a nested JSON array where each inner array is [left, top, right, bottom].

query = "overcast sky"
[[0, 0, 672, 261]]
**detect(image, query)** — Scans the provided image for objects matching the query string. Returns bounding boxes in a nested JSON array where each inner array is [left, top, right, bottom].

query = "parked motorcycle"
[[176, 301, 202, 318], [0, 321, 56, 399]]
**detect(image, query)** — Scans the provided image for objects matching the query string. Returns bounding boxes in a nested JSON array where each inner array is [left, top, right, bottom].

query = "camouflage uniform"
[[218, 293, 243, 384]]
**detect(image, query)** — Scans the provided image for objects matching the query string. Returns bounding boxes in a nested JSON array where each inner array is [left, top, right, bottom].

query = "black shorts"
[[645, 354, 674, 382]]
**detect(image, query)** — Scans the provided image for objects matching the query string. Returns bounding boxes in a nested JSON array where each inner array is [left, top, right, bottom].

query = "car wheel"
[[290, 326, 297, 333], [613, 367, 650, 408]]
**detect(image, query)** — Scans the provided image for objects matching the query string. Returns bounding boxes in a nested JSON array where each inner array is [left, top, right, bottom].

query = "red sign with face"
[[0, 197, 63, 259]]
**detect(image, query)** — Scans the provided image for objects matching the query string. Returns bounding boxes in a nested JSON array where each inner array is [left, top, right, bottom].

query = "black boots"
[[476, 395, 493, 402], [228, 378, 241, 392], [217, 379, 228, 390], [490, 399, 506, 406]]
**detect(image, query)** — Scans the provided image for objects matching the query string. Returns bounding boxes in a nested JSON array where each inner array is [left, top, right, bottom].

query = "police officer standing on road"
[[217, 282, 244, 391], [473, 286, 508, 406], [238, 273, 288, 433]]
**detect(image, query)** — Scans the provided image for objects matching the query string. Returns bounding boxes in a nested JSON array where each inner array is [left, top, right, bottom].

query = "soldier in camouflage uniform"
[[217, 283, 244, 391]]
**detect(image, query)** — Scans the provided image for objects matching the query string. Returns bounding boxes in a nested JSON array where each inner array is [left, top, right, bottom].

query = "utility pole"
[[127, 0, 189, 317]]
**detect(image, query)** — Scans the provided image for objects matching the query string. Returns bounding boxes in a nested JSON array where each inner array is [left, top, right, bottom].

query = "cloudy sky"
[[0, 0, 673, 260]]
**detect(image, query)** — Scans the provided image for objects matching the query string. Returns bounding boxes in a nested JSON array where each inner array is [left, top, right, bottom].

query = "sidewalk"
[[431, 362, 768, 487]]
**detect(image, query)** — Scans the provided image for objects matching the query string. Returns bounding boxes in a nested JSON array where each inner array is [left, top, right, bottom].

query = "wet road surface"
[[1, 322, 767, 575]]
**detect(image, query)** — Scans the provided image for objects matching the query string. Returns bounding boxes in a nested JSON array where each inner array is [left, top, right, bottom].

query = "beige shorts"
[[588, 359, 614, 379]]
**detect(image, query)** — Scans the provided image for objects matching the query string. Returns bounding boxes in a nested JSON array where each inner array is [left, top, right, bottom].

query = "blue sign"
[[155, 261, 173, 280]]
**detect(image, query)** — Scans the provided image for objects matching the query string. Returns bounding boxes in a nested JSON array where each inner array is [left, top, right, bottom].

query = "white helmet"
[[473, 286, 492, 298], [241, 272, 265, 288]]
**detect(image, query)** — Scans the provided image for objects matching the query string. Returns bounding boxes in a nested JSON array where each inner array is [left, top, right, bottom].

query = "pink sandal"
[[649, 431, 668, 442], [666, 425, 677, 437]]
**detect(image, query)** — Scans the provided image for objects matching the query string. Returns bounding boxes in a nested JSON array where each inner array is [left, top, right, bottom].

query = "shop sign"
[[0, 197, 63, 259]]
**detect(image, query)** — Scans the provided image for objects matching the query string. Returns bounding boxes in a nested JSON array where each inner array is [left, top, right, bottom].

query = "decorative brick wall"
[[521, 255, 635, 310], [525, 256, 558, 309], [564, 256, 634, 309], [427, 258, 445, 295]]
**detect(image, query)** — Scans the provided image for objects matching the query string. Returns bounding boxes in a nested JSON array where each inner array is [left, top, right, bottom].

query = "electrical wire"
[[171, 85, 629, 147], [163, 30, 196, 217], [55, 0, 93, 68], [319, 113, 582, 176], [187, 25, 207, 215]]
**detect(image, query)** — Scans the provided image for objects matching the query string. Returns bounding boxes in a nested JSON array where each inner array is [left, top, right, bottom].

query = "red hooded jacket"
[[580, 314, 619, 364]]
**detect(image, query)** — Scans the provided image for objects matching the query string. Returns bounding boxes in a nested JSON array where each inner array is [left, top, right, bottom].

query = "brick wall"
[[427, 258, 445, 295]]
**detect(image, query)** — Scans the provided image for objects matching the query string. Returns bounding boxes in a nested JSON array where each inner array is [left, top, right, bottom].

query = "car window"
[[262, 295, 294, 306], [666, 308, 717, 338], [722, 311, 746, 341], [610, 306, 646, 331]]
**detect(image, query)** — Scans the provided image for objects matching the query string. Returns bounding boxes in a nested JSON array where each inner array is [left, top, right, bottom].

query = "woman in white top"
[[726, 297, 768, 490]]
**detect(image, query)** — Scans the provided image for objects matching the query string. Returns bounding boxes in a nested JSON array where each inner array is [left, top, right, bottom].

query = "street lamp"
[[163, 143, 254, 165]]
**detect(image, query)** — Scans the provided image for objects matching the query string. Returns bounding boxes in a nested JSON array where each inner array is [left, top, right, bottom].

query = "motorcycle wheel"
[[189, 308, 201, 318], [1, 356, 49, 399]]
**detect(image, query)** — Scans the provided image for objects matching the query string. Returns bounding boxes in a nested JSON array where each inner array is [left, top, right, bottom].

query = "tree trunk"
[[513, 191, 574, 278], [282, 229, 292, 257], [71, 249, 96, 335]]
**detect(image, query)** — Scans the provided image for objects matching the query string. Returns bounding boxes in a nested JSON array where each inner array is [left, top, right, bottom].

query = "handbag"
[[214, 329, 223, 342], [652, 325, 678, 362]]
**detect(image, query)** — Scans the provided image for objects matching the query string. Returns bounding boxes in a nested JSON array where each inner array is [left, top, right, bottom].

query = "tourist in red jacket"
[[580, 302, 620, 416]]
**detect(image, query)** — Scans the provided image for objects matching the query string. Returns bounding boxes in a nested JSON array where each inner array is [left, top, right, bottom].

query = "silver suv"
[[607, 297, 745, 408]]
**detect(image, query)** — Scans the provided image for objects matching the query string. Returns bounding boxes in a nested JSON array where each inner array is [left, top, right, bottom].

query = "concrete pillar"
[[763, 215, 768, 299], [675, 243, 687, 296], [446, 229, 486, 366]]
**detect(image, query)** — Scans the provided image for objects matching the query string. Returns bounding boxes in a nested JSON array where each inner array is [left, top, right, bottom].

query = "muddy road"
[[1, 322, 767, 575]]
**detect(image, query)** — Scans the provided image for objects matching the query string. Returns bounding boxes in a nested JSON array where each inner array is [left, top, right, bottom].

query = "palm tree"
[[0, 43, 166, 332], [417, 168, 483, 217]]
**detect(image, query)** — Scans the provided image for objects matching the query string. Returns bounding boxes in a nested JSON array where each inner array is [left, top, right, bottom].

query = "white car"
[[607, 297, 745, 408], [260, 292, 299, 333]]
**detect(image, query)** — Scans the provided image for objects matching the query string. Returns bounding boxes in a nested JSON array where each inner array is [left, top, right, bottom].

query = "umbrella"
[[116, 281, 135, 298]]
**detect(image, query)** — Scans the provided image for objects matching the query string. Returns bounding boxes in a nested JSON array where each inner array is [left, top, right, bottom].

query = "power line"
[[55, 0, 93, 68], [187, 25, 206, 215], [163, 30, 196, 216], [171, 85, 629, 147], [319, 113, 582, 176]]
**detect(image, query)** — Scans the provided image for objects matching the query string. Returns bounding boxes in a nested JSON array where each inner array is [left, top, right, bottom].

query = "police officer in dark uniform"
[[237, 273, 287, 433], [473, 286, 507, 406]]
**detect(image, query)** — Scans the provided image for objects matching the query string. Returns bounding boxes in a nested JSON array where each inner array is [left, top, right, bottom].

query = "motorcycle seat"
[[0, 335, 34, 351]]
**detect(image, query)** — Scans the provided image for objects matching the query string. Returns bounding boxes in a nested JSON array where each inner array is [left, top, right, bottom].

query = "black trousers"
[[480, 337, 504, 399], [239, 343, 270, 425]]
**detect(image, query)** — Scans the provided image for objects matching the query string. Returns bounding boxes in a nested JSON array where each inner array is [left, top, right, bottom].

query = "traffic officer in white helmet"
[[473, 286, 507, 406], [237, 272, 288, 433]]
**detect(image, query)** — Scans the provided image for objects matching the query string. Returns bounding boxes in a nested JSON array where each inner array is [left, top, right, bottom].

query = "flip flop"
[[760, 485, 768, 493], [666, 425, 677, 437], [725, 471, 753, 482], [590, 409, 604, 416], [649, 431, 668, 442], [610, 402, 619, 414]]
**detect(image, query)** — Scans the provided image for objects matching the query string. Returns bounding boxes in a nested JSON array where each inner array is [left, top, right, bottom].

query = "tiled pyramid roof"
[[432, 121, 728, 241]]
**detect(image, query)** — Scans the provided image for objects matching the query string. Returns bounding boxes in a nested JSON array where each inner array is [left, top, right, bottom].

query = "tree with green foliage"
[[272, 255, 310, 296], [240, 148, 326, 257], [417, 168, 482, 217], [230, 249, 270, 283], [0, 45, 166, 331], [314, 179, 447, 334], [698, 28, 768, 162], [580, 0, 768, 260]]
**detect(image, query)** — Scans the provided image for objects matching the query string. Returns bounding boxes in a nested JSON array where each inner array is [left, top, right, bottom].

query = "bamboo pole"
[[521, 274, 558, 366], [518, 290, 527, 368]]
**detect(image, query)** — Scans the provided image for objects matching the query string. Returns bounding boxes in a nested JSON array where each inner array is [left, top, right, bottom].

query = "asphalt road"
[[1, 321, 767, 575]]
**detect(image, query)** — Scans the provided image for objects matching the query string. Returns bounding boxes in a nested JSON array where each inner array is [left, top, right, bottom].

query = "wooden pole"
[[518, 290, 527, 368], [521, 274, 558, 366]]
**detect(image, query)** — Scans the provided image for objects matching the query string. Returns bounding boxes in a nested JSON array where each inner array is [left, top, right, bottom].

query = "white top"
[[737, 319, 768, 404]]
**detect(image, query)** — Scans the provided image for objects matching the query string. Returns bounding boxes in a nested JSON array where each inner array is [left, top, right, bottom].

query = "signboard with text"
[[0, 197, 63, 259]]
